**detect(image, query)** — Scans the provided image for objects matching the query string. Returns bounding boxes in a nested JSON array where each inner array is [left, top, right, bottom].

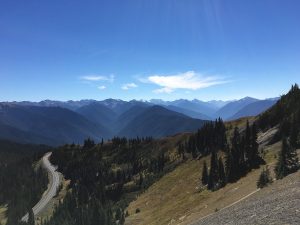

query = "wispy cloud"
[[98, 85, 106, 90], [122, 83, 138, 90], [142, 71, 230, 94], [153, 87, 173, 94], [80, 74, 114, 83]]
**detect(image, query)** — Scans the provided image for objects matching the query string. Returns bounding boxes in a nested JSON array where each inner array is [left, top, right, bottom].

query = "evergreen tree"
[[138, 173, 143, 187], [115, 208, 122, 221], [290, 116, 299, 148], [101, 138, 104, 147], [208, 150, 219, 190], [275, 137, 299, 180], [218, 157, 226, 188], [224, 147, 234, 183], [257, 167, 272, 188], [231, 127, 243, 178], [83, 138, 95, 149], [201, 161, 208, 185], [275, 138, 289, 179], [28, 208, 35, 225], [178, 143, 185, 160], [244, 120, 251, 167], [250, 123, 259, 168]]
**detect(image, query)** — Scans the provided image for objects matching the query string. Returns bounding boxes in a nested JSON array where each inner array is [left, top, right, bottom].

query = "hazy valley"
[[0, 97, 278, 146]]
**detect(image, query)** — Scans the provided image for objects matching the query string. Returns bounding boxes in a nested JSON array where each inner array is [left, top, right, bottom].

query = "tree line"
[[201, 121, 263, 191], [42, 136, 170, 225]]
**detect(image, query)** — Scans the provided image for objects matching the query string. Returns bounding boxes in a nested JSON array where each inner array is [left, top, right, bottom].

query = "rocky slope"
[[192, 170, 300, 225]]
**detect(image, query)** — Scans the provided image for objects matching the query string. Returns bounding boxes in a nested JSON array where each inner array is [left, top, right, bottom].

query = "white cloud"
[[122, 83, 138, 90], [80, 74, 114, 82], [144, 71, 229, 94], [98, 85, 106, 90], [153, 87, 173, 94]]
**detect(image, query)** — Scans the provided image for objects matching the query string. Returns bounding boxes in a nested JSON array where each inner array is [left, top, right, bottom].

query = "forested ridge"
[[42, 117, 263, 224], [257, 85, 300, 184], [0, 140, 49, 225], [179, 118, 263, 191], [258, 84, 300, 144], [43, 136, 181, 225]]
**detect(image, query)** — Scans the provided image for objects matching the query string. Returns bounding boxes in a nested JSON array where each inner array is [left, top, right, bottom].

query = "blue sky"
[[0, 0, 300, 101]]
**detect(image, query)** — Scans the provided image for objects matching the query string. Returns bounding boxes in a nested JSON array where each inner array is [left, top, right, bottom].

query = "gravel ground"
[[191, 171, 300, 225]]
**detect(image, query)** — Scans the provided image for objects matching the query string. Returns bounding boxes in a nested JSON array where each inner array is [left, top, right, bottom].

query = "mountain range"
[[0, 97, 279, 145]]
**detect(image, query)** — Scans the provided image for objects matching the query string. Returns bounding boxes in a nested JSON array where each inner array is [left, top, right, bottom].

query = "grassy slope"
[[34, 133, 191, 225], [125, 118, 281, 225], [193, 169, 300, 225]]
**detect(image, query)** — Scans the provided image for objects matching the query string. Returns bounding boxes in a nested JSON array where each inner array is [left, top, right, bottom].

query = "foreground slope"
[[192, 170, 300, 225], [125, 138, 282, 225]]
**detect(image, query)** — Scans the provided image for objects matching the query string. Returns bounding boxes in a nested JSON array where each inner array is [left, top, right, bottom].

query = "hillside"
[[0, 121, 56, 145], [164, 105, 212, 120], [113, 105, 149, 131], [0, 102, 209, 145], [192, 170, 300, 225], [229, 99, 278, 120], [124, 133, 285, 225], [124, 85, 300, 225], [117, 106, 206, 138], [168, 99, 218, 117], [41, 133, 190, 225], [76, 102, 118, 129], [0, 104, 112, 145], [258, 84, 300, 131], [0, 140, 49, 225], [0, 97, 279, 146], [214, 97, 258, 120]]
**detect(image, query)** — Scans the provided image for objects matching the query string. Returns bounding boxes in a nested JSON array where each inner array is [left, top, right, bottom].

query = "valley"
[[1, 1, 299, 224], [0, 97, 278, 146], [0, 85, 299, 225]]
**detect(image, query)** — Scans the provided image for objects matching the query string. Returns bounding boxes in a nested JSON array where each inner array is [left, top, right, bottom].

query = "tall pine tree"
[[208, 150, 219, 190], [275, 138, 290, 179], [250, 123, 259, 168], [244, 121, 251, 169], [218, 157, 226, 188], [201, 161, 208, 186], [225, 146, 234, 183], [28, 208, 35, 225]]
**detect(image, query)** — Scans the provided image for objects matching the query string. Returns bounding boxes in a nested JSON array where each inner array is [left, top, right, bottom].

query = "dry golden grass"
[[125, 140, 281, 225], [225, 116, 256, 138]]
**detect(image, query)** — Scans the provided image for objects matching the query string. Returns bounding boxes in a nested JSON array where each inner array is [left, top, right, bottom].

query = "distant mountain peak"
[[239, 96, 259, 101]]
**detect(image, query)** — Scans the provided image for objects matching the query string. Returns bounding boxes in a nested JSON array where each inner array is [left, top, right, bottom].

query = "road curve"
[[21, 152, 60, 222]]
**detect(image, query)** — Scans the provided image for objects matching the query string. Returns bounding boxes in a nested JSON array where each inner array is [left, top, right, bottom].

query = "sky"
[[0, 0, 300, 101]]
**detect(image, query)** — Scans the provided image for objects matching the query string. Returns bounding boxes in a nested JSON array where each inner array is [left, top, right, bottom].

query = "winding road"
[[21, 152, 60, 222]]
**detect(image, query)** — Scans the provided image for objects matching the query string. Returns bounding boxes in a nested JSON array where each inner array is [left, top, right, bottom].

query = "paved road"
[[21, 152, 60, 222]]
